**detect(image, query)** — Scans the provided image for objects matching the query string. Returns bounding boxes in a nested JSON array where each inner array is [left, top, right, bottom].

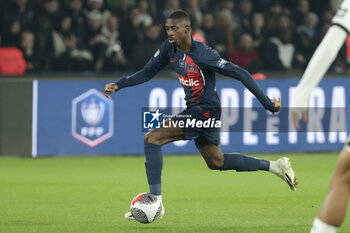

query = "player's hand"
[[271, 97, 281, 114], [291, 110, 308, 131], [104, 83, 118, 99]]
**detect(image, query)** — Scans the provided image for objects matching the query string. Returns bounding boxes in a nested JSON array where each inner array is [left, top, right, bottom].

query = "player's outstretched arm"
[[200, 46, 276, 113], [291, 25, 348, 130], [219, 61, 276, 113], [106, 40, 170, 97], [104, 83, 118, 98]]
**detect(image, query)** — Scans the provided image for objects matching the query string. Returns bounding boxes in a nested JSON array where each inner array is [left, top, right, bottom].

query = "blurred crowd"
[[0, 0, 348, 74]]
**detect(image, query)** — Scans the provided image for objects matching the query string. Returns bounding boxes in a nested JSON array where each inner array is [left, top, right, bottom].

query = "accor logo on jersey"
[[178, 74, 200, 87]]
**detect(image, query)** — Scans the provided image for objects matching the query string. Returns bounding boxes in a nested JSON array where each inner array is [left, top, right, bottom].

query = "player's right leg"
[[310, 138, 350, 233]]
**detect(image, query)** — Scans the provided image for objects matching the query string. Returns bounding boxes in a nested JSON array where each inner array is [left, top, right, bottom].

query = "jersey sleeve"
[[115, 40, 170, 89], [200, 47, 275, 112]]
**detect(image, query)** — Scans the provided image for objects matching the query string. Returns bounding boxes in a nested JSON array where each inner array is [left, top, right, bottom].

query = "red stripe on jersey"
[[185, 55, 204, 104]]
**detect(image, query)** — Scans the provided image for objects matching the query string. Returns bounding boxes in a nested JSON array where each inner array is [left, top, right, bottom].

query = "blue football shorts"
[[172, 105, 221, 149]]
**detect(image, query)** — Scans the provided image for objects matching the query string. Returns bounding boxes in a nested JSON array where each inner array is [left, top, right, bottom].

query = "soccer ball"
[[130, 192, 162, 223]]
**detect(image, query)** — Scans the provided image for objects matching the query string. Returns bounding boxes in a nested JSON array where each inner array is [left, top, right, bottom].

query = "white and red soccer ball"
[[130, 192, 162, 223]]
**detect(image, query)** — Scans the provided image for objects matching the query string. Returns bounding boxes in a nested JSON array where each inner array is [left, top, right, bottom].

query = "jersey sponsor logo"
[[188, 64, 196, 72], [216, 58, 227, 68], [72, 89, 113, 147], [178, 75, 200, 87], [153, 49, 160, 57]]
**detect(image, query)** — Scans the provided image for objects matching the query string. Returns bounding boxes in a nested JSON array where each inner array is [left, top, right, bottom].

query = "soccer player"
[[290, 0, 350, 232], [104, 10, 298, 220]]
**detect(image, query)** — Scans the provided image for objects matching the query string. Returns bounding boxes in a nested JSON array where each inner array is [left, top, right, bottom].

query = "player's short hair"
[[167, 10, 191, 25]]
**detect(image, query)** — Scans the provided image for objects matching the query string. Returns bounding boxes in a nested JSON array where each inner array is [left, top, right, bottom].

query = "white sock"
[[310, 217, 338, 233], [157, 195, 164, 213], [269, 161, 279, 174]]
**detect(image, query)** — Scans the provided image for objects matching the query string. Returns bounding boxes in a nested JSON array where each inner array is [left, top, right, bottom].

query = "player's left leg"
[[143, 119, 185, 196], [125, 119, 185, 220], [196, 140, 298, 191], [310, 138, 350, 233]]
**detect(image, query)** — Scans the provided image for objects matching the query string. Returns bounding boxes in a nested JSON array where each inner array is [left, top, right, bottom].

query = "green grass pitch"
[[1, 153, 349, 233]]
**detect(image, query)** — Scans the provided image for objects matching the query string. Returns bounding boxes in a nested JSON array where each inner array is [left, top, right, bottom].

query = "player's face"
[[165, 18, 190, 46]]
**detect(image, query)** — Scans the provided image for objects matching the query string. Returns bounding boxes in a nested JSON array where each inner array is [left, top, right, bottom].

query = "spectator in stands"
[[0, 0, 343, 74], [66, 0, 87, 47], [251, 0, 273, 12], [113, 0, 132, 27], [35, 0, 61, 70], [297, 12, 319, 41], [200, 12, 216, 47], [120, 7, 144, 60], [102, 14, 127, 71], [248, 12, 267, 50], [186, 0, 203, 27], [229, 33, 259, 71], [1, 20, 21, 47], [137, 0, 154, 27], [261, 15, 305, 70], [36, 0, 60, 32], [291, 0, 310, 27], [20, 30, 43, 72], [213, 0, 240, 31], [86, 10, 107, 71], [51, 15, 92, 71], [262, 28, 295, 70], [130, 23, 162, 70], [2, 0, 36, 32], [264, 0, 284, 37], [86, 0, 110, 26], [321, 9, 334, 26], [237, 0, 253, 33], [213, 9, 236, 58], [295, 12, 319, 63]]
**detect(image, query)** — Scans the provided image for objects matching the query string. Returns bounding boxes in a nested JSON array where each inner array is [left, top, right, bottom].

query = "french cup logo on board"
[[72, 89, 113, 147]]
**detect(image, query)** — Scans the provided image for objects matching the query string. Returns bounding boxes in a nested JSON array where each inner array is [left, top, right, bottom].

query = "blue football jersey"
[[116, 38, 274, 111]]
